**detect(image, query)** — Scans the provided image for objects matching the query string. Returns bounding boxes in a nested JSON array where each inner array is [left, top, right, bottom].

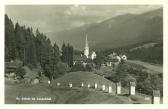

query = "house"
[[105, 52, 127, 67], [5, 60, 23, 79], [90, 51, 97, 60], [106, 52, 121, 67], [5, 60, 23, 73]]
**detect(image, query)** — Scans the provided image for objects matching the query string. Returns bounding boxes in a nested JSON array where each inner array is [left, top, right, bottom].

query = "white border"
[[0, 0, 168, 109]]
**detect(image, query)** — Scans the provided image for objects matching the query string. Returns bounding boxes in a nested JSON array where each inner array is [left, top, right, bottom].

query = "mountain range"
[[49, 8, 163, 50]]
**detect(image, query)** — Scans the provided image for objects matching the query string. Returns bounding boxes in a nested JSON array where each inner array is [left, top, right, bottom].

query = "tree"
[[5, 14, 71, 81], [61, 43, 74, 67], [85, 64, 93, 72], [55, 62, 70, 78], [61, 42, 66, 62], [53, 43, 60, 63], [150, 74, 163, 91], [93, 51, 106, 69], [16, 66, 26, 79], [5, 14, 16, 61], [71, 63, 85, 72]]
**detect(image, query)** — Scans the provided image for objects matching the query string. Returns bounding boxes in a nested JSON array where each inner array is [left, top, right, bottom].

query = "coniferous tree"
[[61, 43, 74, 67], [5, 14, 70, 80], [5, 14, 16, 61], [61, 42, 66, 62]]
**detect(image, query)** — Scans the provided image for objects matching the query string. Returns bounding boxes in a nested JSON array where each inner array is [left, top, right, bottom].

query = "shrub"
[[16, 66, 26, 79], [85, 64, 93, 72], [71, 63, 85, 72], [130, 95, 138, 101]]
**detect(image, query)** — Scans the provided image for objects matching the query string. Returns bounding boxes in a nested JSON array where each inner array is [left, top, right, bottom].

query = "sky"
[[5, 5, 162, 37]]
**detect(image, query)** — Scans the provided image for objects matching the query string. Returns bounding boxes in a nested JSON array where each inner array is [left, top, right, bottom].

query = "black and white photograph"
[[3, 3, 165, 105]]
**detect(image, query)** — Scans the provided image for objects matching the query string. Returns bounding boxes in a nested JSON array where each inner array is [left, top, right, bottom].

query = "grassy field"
[[51, 71, 116, 90], [126, 60, 163, 74], [5, 71, 153, 104]]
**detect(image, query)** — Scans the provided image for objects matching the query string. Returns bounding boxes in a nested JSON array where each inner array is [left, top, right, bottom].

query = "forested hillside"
[[127, 42, 163, 64], [5, 14, 74, 80]]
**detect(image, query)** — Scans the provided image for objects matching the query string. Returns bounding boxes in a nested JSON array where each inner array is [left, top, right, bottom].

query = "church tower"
[[84, 34, 89, 58]]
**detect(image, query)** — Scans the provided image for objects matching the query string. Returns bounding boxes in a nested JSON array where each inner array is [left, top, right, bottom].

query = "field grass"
[[126, 60, 163, 74], [5, 71, 153, 104], [51, 71, 116, 91]]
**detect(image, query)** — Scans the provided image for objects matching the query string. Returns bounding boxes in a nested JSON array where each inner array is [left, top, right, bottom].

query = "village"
[[5, 35, 162, 104], [4, 5, 163, 104]]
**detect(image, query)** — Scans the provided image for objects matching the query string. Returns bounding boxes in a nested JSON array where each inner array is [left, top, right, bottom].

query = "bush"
[[136, 74, 163, 96], [71, 63, 85, 72], [56, 62, 70, 76], [85, 64, 93, 72], [16, 66, 26, 79], [106, 73, 120, 83], [27, 64, 34, 70], [121, 74, 136, 87], [107, 62, 163, 96], [71, 63, 94, 72], [43, 62, 70, 80], [130, 96, 138, 101]]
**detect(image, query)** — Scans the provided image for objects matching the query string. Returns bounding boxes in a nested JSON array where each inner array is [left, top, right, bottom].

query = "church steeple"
[[84, 34, 89, 58], [85, 34, 89, 49]]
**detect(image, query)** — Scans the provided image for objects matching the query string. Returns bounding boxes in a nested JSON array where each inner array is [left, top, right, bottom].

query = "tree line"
[[107, 63, 163, 96], [100, 41, 163, 65], [5, 14, 74, 80]]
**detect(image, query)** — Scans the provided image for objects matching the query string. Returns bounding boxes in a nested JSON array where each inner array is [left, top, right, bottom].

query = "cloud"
[[5, 5, 162, 36], [64, 5, 87, 16]]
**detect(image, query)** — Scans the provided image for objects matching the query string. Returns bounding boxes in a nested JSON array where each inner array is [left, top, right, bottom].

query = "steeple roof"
[[85, 34, 89, 49]]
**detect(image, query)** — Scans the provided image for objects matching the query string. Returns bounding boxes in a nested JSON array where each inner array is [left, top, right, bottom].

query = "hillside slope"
[[51, 71, 116, 90], [50, 8, 163, 50], [5, 71, 152, 104]]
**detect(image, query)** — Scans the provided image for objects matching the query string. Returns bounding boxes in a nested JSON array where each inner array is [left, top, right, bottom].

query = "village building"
[[73, 35, 96, 65], [5, 60, 23, 79], [105, 52, 127, 67], [106, 52, 121, 67]]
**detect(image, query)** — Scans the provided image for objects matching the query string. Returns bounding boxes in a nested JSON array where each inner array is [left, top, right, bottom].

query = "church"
[[73, 35, 96, 65]]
